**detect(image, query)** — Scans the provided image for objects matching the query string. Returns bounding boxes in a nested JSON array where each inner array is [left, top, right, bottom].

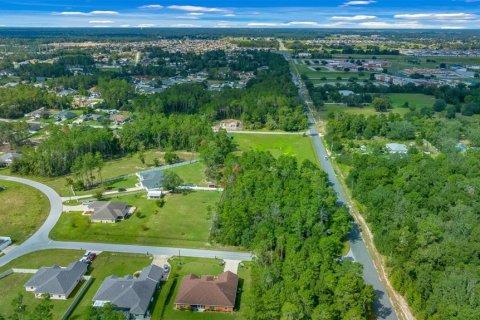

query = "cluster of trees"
[[213, 152, 375, 319], [0, 121, 29, 148], [12, 126, 119, 177], [0, 85, 70, 118], [345, 152, 480, 319], [230, 39, 279, 49], [118, 113, 212, 152], [326, 112, 416, 151]]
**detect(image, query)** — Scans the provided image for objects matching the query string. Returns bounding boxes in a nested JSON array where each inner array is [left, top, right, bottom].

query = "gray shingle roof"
[[93, 265, 163, 316], [24, 261, 87, 296], [89, 201, 129, 221]]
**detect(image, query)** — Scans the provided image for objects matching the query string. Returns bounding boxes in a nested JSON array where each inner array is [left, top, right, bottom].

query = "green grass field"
[[232, 133, 318, 165], [50, 191, 229, 249], [0, 180, 50, 244], [386, 93, 435, 109], [166, 162, 208, 186], [152, 257, 251, 320]]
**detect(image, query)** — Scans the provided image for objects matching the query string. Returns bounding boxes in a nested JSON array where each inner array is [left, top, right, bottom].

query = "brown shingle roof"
[[175, 271, 238, 307]]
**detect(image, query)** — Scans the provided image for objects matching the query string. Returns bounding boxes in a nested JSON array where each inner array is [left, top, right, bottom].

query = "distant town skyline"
[[0, 0, 479, 29]]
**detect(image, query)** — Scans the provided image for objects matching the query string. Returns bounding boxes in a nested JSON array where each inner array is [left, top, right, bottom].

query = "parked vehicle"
[[163, 264, 170, 273]]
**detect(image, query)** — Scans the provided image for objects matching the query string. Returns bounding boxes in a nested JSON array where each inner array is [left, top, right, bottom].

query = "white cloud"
[[331, 15, 377, 21], [286, 21, 321, 26], [247, 22, 280, 27], [167, 5, 226, 12], [394, 13, 477, 20], [120, 24, 131, 27], [171, 23, 200, 27], [440, 26, 466, 29], [56, 10, 118, 16], [139, 5, 163, 9], [187, 12, 204, 16], [359, 21, 426, 28], [224, 13, 236, 17], [90, 11, 119, 15], [58, 12, 88, 16], [89, 20, 114, 24], [342, 1, 376, 6]]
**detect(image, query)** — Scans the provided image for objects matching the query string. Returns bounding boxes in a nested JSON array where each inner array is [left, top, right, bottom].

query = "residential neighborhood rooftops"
[[175, 271, 238, 308], [0, 152, 21, 166], [24, 261, 87, 298], [92, 264, 163, 316]]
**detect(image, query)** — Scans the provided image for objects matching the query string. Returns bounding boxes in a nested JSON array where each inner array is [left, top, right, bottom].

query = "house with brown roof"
[[110, 114, 130, 125], [174, 271, 238, 313]]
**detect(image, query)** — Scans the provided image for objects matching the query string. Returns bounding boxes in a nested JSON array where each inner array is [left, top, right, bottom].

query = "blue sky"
[[0, 0, 479, 28]]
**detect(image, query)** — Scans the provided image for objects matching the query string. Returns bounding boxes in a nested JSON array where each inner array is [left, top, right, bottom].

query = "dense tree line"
[[12, 126, 119, 177], [344, 152, 480, 320], [0, 84, 70, 118], [213, 152, 375, 319]]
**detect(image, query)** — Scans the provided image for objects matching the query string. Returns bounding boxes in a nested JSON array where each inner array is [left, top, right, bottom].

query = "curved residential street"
[[0, 175, 252, 268], [280, 44, 401, 320]]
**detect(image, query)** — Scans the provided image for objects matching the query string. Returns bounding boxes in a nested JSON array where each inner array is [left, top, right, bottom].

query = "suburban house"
[[24, 261, 87, 300], [92, 265, 163, 319], [54, 110, 76, 122], [25, 107, 49, 119], [86, 201, 133, 223], [174, 271, 238, 313], [110, 114, 130, 125], [136, 169, 165, 199], [217, 119, 243, 131], [386, 143, 408, 154], [0, 152, 21, 167]]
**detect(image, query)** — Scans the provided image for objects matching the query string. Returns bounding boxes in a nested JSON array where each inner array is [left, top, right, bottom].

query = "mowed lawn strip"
[[232, 133, 318, 165], [50, 191, 230, 249], [152, 257, 251, 320], [0, 180, 50, 244]]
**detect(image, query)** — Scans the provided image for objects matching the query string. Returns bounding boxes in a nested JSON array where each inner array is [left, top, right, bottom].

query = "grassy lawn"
[[0, 150, 199, 197], [319, 103, 411, 119], [0, 249, 84, 273], [232, 133, 318, 165], [386, 93, 435, 109], [152, 257, 251, 320], [50, 191, 230, 249], [166, 162, 208, 186], [69, 252, 152, 320], [0, 273, 72, 319], [0, 180, 50, 244]]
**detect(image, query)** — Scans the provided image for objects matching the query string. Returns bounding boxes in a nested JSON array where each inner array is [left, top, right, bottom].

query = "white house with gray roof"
[[88, 201, 133, 223], [136, 169, 166, 199], [93, 265, 163, 319], [386, 143, 408, 154], [24, 261, 87, 300]]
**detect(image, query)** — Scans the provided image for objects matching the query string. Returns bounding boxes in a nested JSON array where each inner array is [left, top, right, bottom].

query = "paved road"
[[0, 176, 252, 267], [281, 45, 398, 320]]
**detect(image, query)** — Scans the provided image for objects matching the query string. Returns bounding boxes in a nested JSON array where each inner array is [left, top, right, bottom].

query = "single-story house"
[[0, 152, 21, 166], [87, 201, 133, 223], [54, 110, 76, 122], [174, 271, 238, 313], [0, 236, 12, 251], [110, 114, 130, 125], [136, 169, 165, 199], [25, 107, 49, 119], [339, 90, 355, 97], [386, 143, 408, 154], [219, 119, 242, 131], [92, 265, 163, 319], [24, 261, 87, 300]]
